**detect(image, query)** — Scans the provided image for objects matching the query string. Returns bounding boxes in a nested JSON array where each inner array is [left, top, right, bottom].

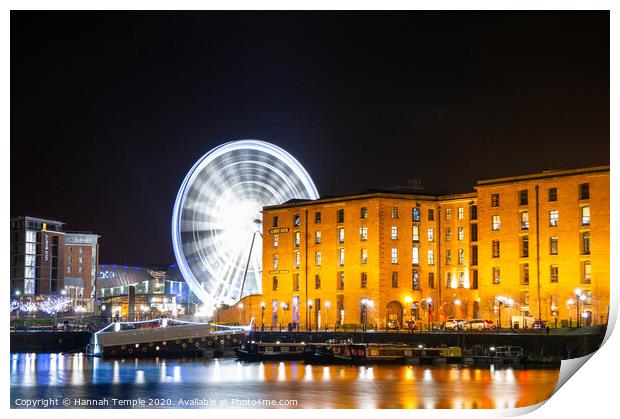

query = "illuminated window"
[[391, 272, 399, 288], [391, 226, 398, 240], [67, 266, 71, 274], [581, 206, 590, 226], [548, 187, 557, 202], [427, 249, 434, 265], [412, 225, 420, 242], [579, 183, 590, 200], [458, 271, 465, 288], [550, 237, 558, 255], [457, 226, 464, 241], [458, 207, 464, 220], [273, 234, 279, 247], [492, 240, 500, 258], [519, 190, 528, 206], [549, 210, 559, 227], [582, 232, 591, 255], [294, 252, 300, 269], [446, 272, 452, 288], [412, 271, 420, 290], [338, 227, 345, 244], [582, 261, 591, 284], [521, 264, 529, 285], [427, 228, 434, 242], [458, 248, 464, 265], [361, 248, 368, 265], [315, 231, 321, 244], [412, 247, 420, 265], [445, 208, 452, 220], [391, 207, 399, 219], [294, 231, 300, 248], [391, 248, 398, 264], [361, 207, 368, 219], [520, 211, 529, 230], [492, 215, 500, 231], [445, 249, 451, 265], [412, 207, 420, 221], [492, 266, 500, 284], [360, 272, 368, 288], [360, 227, 368, 241], [315, 251, 322, 267], [491, 194, 500, 207], [550, 265, 559, 283], [445, 227, 451, 241], [338, 248, 345, 267], [273, 254, 279, 269], [294, 214, 300, 227], [337, 271, 345, 290]]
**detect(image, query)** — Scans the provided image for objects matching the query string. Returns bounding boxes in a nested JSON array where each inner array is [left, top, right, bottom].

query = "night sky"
[[10, 11, 609, 265]]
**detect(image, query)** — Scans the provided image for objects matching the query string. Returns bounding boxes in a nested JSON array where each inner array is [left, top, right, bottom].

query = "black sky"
[[10, 11, 609, 265]]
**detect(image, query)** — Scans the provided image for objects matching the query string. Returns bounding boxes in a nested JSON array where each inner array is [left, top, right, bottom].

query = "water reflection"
[[10, 353, 559, 409]]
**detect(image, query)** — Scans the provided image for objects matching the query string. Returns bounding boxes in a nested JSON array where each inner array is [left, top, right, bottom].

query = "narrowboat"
[[235, 341, 309, 361]]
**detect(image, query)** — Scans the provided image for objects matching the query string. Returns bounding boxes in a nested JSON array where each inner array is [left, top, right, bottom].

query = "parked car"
[[442, 319, 466, 331], [467, 319, 495, 331], [532, 320, 546, 329]]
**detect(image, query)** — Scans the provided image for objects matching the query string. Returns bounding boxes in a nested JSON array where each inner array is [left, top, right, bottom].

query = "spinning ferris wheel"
[[171, 140, 319, 309]]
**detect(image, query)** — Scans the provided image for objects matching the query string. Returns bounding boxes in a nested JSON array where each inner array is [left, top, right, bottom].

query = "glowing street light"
[[574, 289, 587, 327]]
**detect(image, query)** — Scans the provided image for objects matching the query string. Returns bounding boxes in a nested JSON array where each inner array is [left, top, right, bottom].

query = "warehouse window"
[[491, 194, 500, 207]]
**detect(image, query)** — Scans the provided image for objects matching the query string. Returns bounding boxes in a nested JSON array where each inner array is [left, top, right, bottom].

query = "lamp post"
[[426, 297, 433, 331], [574, 289, 587, 327], [567, 298, 575, 327], [260, 302, 265, 331], [325, 301, 330, 331], [307, 300, 313, 331], [404, 296, 413, 324]]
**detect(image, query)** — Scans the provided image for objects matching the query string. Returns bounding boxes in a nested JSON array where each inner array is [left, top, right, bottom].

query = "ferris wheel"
[[171, 140, 319, 309]]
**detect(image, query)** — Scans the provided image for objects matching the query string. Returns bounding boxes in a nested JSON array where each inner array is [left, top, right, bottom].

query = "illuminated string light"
[[171, 140, 319, 309]]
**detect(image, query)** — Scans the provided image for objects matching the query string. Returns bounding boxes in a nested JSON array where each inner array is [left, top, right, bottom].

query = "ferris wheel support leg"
[[239, 232, 257, 300]]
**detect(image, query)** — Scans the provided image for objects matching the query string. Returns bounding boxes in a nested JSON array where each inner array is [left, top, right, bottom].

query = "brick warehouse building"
[[10, 216, 100, 312], [216, 165, 609, 329]]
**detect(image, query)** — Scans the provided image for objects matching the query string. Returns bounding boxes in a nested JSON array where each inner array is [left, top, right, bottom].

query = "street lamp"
[[325, 301, 331, 330], [426, 297, 433, 331], [260, 302, 265, 331], [307, 300, 313, 331], [404, 296, 413, 323], [567, 298, 575, 327], [574, 289, 587, 327], [496, 296, 507, 330]]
